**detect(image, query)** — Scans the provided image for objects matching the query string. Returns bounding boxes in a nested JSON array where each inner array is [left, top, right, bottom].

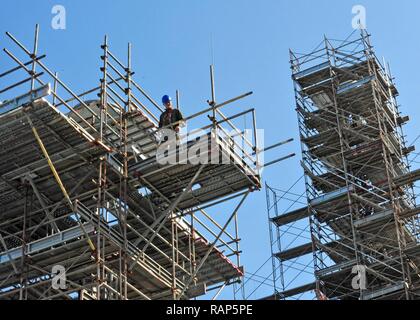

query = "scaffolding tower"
[[267, 30, 420, 300], [0, 25, 290, 300]]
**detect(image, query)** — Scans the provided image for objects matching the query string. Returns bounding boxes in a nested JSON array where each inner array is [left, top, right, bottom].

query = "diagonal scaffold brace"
[[177, 190, 250, 299], [25, 114, 96, 252]]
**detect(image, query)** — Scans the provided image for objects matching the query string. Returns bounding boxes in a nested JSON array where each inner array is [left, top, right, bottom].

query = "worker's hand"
[[175, 127, 180, 133]]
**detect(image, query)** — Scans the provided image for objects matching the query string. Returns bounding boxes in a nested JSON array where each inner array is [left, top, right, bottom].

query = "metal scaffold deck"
[[0, 25, 292, 300], [266, 30, 420, 300]]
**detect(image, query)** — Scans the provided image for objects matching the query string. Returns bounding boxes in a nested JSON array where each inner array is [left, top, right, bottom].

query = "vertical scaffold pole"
[[30, 24, 39, 91]]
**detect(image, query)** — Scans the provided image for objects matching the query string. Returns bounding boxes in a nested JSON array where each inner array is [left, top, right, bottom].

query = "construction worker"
[[158, 95, 184, 140]]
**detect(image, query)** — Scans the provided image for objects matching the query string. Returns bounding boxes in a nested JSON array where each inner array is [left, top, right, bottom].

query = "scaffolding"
[[267, 30, 420, 300], [0, 25, 291, 300]]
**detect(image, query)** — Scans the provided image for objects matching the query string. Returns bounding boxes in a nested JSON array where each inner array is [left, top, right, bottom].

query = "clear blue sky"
[[0, 0, 419, 300]]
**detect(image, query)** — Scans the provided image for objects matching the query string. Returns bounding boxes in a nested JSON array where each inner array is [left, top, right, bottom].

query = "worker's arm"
[[176, 109, 184, 120], [175, 110, 185, 132], [175, 109, 185, 125]]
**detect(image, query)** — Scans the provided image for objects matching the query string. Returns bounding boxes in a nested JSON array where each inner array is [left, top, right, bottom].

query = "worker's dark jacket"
[[158, 109, 184, 130]]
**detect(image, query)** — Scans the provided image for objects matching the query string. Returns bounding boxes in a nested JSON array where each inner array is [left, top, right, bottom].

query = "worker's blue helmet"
[[162, 95, 172, 105]]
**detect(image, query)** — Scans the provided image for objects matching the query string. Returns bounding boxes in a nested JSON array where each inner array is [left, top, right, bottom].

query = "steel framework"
[[0, 25, 290, 300], [267, 30, 420, 300]]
